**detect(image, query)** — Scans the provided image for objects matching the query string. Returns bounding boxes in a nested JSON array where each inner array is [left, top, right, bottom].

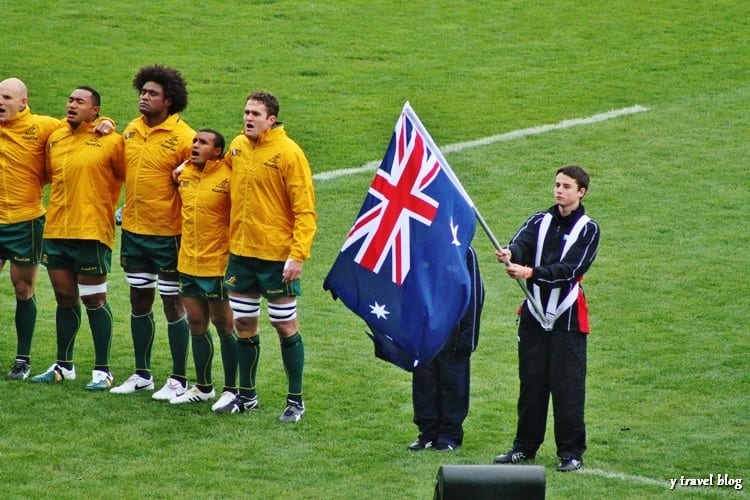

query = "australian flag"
[[323, 102, 477, 371]]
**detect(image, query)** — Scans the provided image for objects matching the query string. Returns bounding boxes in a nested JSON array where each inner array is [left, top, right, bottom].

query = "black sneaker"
[[215, 395, 259, 414], [278, 400, 305, 423], [493, 448, 535, 464], [433, 442, 458, 453], [6, 359, 31, 380], [407, 438, 433, 451], [557, 457, 583, 472]]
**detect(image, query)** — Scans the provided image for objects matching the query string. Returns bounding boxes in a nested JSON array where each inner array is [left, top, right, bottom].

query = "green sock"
[[86, 302, 113, 368], [191, 331, 214, 388], [56, 304, 81, 366], [219, 332, 239, 391], [168, 315, 190, 378], [15, 296, 37, 358], [131, 311, 155, 376], [237, 336, 260, 399], [280, 332, 304, 398]]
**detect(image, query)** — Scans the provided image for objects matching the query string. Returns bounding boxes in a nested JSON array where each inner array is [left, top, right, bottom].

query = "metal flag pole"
[[473, 208, 547, 322]]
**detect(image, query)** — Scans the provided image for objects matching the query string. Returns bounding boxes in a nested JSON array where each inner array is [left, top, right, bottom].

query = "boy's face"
[[554, 173, 585, 209]]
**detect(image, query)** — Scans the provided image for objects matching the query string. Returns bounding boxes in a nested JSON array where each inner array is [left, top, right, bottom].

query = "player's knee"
[[268, 300, 297, 323]]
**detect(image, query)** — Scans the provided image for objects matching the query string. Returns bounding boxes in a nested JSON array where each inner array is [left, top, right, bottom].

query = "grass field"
[[1, 1, 748, 498]]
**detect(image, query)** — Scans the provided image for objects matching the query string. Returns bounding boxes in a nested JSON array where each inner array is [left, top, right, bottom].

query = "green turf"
[[1, 1, 748, 498]]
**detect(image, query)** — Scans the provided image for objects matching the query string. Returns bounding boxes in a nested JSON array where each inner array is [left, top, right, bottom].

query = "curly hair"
[[246, 91, 279, 118], [132, 65, 188, 114]]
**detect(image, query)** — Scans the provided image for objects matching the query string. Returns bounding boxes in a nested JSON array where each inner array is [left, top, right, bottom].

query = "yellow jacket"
[[226, 125, 317, 262], [121, 114, 194, 236], [44, 118, 125, 249], [0, 107, 61, 223], [177, 159, 231, 277]]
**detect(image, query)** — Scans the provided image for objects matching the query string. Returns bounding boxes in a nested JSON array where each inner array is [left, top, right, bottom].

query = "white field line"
[[581, 468, 668, 488], [312, 104, 650, 181], [581, 468, 741, 496]]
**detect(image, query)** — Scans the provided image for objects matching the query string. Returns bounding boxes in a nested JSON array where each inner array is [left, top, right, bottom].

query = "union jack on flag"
[[341, 108, 441, 285], [323, 102, 477, 371]]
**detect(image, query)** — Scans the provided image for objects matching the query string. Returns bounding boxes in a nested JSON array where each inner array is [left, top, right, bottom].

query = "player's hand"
[[172, 160, 188, 182], [282, 259, 302, 283], [495, 248, 512, 264], [94, 119, 115, 135], [506, 263, 533, 280]]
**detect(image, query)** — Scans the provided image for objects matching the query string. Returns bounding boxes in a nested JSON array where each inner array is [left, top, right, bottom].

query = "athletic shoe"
[[407, 438, 433, 451], [433, 442, 458, 453], [215, 395, 259, 414], [169, 385, 216, 405], [85, 370, 114, 391], [152, 377, 187, 401], [278, 400, 305, 423], [110, 373, 155, 394], [211, 390, 238, 412], [493, 448, 535, 464], [31, 363, 76, 384], [114, 207, 123, 225], [557, 457, 583, 472], [5, 359, 31, 380]]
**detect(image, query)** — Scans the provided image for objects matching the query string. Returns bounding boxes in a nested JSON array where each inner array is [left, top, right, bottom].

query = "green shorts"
[[42, 239, 112, 275], [179, 273, 228, 301], [120, 230, 180, 274], [224, 254, 301, 299], [0, 216, 44, 265]]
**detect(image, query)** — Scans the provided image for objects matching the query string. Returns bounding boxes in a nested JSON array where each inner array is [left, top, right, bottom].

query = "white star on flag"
[[450, 217, 461, 246], [369, 302, 390, 319]]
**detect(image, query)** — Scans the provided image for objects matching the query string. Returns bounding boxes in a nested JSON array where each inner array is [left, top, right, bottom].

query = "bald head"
[[0, 77, 29, 123]]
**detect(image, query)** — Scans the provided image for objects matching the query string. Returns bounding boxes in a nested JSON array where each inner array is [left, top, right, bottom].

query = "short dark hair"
[[198, 128, 225, 156], [246, 91, 279, 118], [76, 85, 101, 107], [133, 65, 188, 114], [557, 165, 590, 191]]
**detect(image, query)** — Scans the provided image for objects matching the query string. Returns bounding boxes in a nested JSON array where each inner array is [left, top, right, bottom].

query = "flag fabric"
[[323, 102, 477, 371]]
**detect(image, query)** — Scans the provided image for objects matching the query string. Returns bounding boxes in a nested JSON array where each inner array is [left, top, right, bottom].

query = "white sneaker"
[[211, 390, 238, 412], [110, 373, 155, 394], [170, 385, 215, 405], [152, 377, 187, 401], [85, 370, 114, 391], [30, 363, 76, 384]]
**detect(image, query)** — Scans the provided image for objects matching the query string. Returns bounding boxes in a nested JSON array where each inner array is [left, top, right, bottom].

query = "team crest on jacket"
[[212, 179, 229, 194], [264, 154, 281, 170], [161, 136, 180, 152], [22, 125, 40, 141]]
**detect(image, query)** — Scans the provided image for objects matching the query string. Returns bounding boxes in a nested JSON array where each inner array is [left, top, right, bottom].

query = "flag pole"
[[473, 208, 546, 321]]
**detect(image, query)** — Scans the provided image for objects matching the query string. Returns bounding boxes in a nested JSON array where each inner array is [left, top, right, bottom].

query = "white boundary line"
[[581, 468, 668, 488], [582, 468, 742, 496], [313, 104, 650, 181]]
